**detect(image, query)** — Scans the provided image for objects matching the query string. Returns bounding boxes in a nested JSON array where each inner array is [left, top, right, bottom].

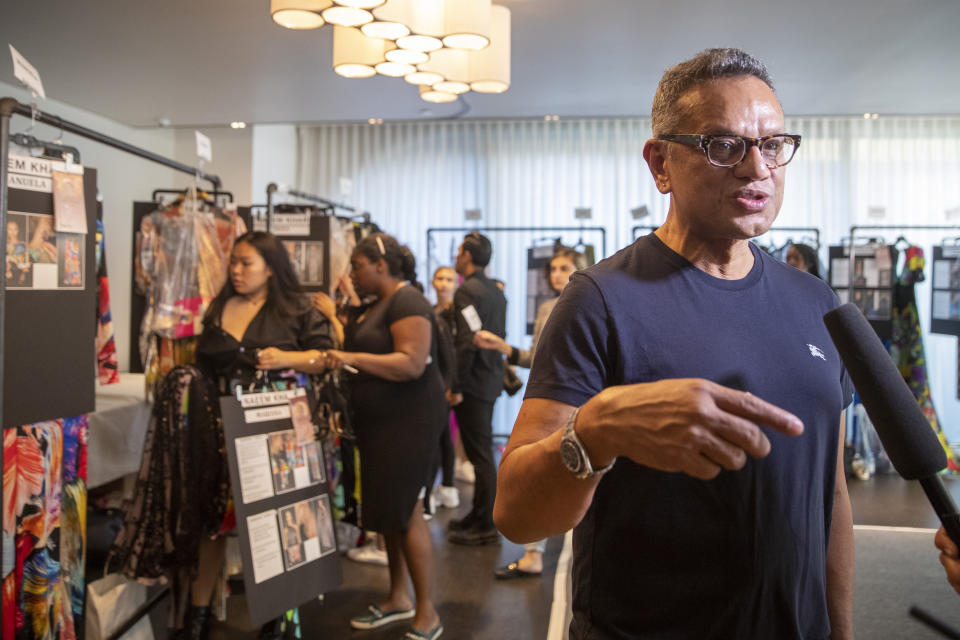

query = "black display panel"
[[930, 244, 960, 337], [4, 169, 97, 428], [827, 243, 897, 340]]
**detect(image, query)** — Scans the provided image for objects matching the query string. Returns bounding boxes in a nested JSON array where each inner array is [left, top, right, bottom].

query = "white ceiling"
[[1, 0, 958, 127]]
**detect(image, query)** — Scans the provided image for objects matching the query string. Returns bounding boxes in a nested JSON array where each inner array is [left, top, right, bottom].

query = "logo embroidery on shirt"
[[807, 344, 827, 361]]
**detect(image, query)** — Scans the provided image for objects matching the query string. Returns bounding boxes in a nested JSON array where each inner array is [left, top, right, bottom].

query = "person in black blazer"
[[447, 231, 507, 545]]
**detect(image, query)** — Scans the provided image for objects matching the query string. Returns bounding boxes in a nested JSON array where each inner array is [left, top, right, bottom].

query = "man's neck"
[[654, 217, 756, 280], [461, 263, 480, 278]]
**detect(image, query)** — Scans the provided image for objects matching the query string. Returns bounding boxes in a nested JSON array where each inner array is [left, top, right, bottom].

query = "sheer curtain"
[[298, 116, 960, 442]]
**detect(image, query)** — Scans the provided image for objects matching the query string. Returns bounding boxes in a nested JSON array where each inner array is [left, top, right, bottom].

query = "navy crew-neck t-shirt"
[[525, 234, 854, 640]]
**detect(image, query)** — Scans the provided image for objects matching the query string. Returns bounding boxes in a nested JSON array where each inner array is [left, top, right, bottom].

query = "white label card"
[[247, 511, 285, 584], [9, 45, 45, 98], [245, 405, 292, 424], [195, 131, 212, 162], [234, 434, 275, 504], [461, 304, 482, 332], [271, 213, 311, 236], [239, 388, 302, 409]]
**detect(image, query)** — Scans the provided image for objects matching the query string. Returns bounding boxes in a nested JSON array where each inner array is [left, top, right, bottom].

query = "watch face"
[[561, 439, 584, 474]]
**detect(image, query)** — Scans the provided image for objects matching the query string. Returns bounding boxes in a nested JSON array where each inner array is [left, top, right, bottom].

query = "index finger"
[[710, 383, 804, 437]]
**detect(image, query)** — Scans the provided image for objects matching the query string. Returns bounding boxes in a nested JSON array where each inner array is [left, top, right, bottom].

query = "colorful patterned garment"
[[889, 246, 960, 473], [95, 218, 119, 385], [2, 415, 89, 640]]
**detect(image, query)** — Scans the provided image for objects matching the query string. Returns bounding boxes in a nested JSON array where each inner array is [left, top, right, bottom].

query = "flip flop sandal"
[[350, 604, 416, 630], [403, 623, 444, 640], [494, 561, 542, 579]]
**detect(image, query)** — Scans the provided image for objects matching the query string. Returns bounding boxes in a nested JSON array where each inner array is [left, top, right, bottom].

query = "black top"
[[344, 285, 447, 532], [345, 285, 443, 402], [451, 271, 507, 401], [434, 306, 457, 391], [527, 234, 854, 640], [196, 302, 335, 391]]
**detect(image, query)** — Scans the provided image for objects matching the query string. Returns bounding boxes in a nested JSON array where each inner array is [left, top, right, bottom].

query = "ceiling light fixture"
[[468, 4, 510, 93], [405, 69, 445, 86], [394, 0, 445, 52], [422, 49, 471, 94], [333, 0, 386, 8], [322, 5, 374, 26], [420, 86, 458, 103], [269, 0, 512, 116], [230, 121, 247, 129], [333, 26, 387, 78], [442, 0, 491, 51], [375, 60, 416, 77], [385, 48, 429, 65], [362, 0, 415, 40], [271, 0, 332, 29]]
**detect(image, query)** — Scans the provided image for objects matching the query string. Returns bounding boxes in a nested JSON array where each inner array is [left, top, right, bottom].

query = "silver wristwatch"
[[560, 407, 615, 479]]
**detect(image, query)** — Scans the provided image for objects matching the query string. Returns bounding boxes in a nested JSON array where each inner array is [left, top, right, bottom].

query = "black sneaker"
[[447, 513, 477, 532], [447, 525, 500, 546]]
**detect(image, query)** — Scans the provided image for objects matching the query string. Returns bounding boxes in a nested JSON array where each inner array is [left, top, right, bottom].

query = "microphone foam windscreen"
[[824, 303, 947, 479]]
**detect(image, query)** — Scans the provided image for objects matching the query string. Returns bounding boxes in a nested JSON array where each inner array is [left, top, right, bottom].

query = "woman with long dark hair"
[[324, 232, 445, 640], [190, 231, 336, 638]]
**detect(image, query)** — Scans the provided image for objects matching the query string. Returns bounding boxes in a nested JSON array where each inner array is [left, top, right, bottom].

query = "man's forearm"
[[826, 482, 855, 639], [494, 405, 602, 542]]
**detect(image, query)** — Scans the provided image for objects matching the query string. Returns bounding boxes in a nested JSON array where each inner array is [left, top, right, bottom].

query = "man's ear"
[[643, 139, 672, 195]]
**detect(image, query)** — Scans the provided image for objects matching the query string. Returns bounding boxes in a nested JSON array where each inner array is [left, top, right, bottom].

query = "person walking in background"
[[324, 233, 445, 640], [430, 266, 461, 510], [447, 232, 507, 546], [474, 246, 586, 577]]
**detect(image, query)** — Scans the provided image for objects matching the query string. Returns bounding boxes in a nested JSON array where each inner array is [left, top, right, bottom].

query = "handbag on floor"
[[85, 573, 155, 640]]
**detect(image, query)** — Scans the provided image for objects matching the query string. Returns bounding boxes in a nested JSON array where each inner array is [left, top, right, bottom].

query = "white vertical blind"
[[298, 116, 960, 441]]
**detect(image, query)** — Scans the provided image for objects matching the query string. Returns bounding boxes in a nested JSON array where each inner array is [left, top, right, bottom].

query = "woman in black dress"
[[191, 231, 335, 639], [325, 233, 445, 640]]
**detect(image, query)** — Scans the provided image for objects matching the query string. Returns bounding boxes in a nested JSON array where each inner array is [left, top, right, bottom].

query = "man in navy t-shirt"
[[494, 48, 855, 639]]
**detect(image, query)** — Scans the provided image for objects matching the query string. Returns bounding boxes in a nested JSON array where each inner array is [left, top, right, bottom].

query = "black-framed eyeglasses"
[[655, 133, 801, 168]]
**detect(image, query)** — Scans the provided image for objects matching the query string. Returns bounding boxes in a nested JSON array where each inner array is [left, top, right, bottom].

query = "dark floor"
[[202, 480, 561, 640], [848, 472, 959, 528], [152, 472, 959, 640]]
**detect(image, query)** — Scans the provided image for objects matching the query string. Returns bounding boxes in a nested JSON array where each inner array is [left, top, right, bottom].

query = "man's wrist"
[[572, 399, 616, 469]]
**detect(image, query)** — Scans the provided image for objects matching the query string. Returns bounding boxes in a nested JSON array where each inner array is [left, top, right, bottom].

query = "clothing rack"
[[265, 183, 367, 233], [152, 188, 235, 204], [425, 226, 608, 284], [10, 132, 82, 163], [0, 96, 222, 635]]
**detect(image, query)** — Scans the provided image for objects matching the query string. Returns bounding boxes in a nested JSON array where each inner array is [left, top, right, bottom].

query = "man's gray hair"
[[651, 48, 775, 135]]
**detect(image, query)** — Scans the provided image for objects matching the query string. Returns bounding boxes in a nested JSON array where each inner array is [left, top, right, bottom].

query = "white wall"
[[1, 81, 177, 374], [252, 124, 298, 205]]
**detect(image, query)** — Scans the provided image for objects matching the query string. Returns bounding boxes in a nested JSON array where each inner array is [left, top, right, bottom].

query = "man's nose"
[[735, 145, 772, 180]]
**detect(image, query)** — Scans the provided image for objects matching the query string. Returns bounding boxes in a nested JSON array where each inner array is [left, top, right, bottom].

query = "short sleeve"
[[298, 308, 336, 352], [525, 272, 614, 407], [385, 286, 433, 326]]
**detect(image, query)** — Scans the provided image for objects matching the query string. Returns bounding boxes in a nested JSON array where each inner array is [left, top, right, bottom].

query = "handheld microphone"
[[824, 303, 960, 546]]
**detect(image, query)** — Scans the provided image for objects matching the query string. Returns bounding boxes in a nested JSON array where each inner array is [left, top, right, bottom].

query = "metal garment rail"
[[426, 226, 608, 282], [0, 96, 220, 634], [265, 183, 367, 233], [844, 224, 960, 303]]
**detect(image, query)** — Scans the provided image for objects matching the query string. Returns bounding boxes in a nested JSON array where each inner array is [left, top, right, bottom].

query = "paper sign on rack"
[[195, 131, 212, 163], [9, 45, 45, 98]]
